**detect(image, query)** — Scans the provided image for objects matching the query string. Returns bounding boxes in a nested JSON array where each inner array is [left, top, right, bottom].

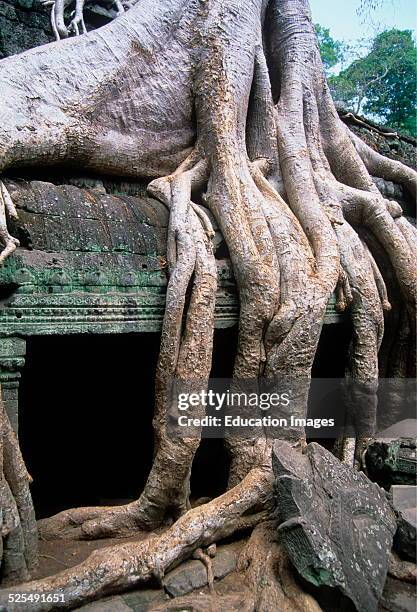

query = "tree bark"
[[0, 0, 415, 607]]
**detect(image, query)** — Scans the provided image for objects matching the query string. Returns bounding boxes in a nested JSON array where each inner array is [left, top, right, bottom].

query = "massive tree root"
[[0, 0, 416, 607], [237, 521, 322, 611], [1, 467, 271, 609]]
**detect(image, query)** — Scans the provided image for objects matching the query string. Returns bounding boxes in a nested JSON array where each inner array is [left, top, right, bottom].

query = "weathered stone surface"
[[76, 595, 133, 611], [380, 576, 417, 612], [273, 440, 397, 612], [0, 0, 52, 59], [6, 179, 168, 255], [76, 588, 167, 611], [163, 544, 239, 598], [390, 485, 417, 562], [365, 422, 417, 487], [121, 588, 167, 611]]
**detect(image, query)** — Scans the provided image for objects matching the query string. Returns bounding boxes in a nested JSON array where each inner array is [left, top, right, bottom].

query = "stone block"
[[273, 440, 397, 612], [163, 544, 239, 598], [391, 485, 417, 562], [76, 595, 132, 611]]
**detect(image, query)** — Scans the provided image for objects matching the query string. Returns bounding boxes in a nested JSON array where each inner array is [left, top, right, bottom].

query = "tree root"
[[348, 127, 417, 200], [45, 0, 125, 41], [193, 545, 216, 594], [388, 551, 417, 584], [0, 467, 272, 610], [237, 521, 322, 612], [1, 0, 417, 606], [0, 181, 19, 265], [0, 395, 38, 585]]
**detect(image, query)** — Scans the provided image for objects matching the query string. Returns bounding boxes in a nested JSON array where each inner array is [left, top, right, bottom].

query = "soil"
[[33, 533, 158, 581]]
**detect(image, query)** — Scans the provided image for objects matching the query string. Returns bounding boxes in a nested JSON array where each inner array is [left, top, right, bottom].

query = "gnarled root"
[[388, 551, 417, 584], [0, 394, 38, 585], [0, 467, 271, 610], [193, 545, 216, 594], [39, 155, 217, 540], [267, 0, 416, 461], [348, 127, 417, 200], [237, 521, 322, 612], [46, 0, 126, 41], [0, 181, 19, 265]]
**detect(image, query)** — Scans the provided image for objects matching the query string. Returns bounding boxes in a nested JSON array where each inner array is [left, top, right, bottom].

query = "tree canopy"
[[329, 29, 417, 137], [315, 24, 344, 73]]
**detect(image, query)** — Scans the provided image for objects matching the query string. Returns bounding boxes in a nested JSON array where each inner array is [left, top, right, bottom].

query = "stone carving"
[[0, 180, 343, 337], [273, 440, 397, 612], [0, 180, 238, 336], [365, 421, 417, 487]]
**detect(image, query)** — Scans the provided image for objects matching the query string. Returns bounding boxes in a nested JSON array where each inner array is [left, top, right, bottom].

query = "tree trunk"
[[0, 0, 415, 607]]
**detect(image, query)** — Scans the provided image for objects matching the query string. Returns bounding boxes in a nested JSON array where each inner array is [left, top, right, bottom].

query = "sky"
[[309, 0, 417, 42]]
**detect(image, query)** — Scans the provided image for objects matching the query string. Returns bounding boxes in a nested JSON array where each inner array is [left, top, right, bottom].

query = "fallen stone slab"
[[390, 485, 417, 562], [122, 588, 167, 611], [273, 440, 397, 612], [163, 543, 240, 598]]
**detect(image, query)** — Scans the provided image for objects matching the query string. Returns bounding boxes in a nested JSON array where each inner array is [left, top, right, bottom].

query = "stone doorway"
[[18, 328, 237, 519], [19, 333, 158, 519]]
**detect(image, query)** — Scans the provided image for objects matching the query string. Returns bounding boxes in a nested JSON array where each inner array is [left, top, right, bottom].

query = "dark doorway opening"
[[19, 327, 238, 519], [189, 325, 238, 500], [309, 321, 353, 448], [19, 333, 159, 519]]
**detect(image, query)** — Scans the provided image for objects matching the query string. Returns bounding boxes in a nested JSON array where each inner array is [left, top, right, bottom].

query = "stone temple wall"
[[0, 0, 111, 58], [0, 0, 52, 58], [340, 111, 416, 172]]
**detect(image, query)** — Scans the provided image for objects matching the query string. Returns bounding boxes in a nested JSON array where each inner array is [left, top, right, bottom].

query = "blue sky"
[[309, 0, 417, 42]]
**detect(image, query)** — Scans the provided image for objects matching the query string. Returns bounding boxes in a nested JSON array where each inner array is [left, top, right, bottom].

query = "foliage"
[[329, 29, 417, 137], [315, 24, 344, 73], [358, 0, 384, 17]]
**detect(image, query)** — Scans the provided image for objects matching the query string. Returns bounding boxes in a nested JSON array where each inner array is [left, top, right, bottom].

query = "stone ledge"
[[0, 181, 345, 336]]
